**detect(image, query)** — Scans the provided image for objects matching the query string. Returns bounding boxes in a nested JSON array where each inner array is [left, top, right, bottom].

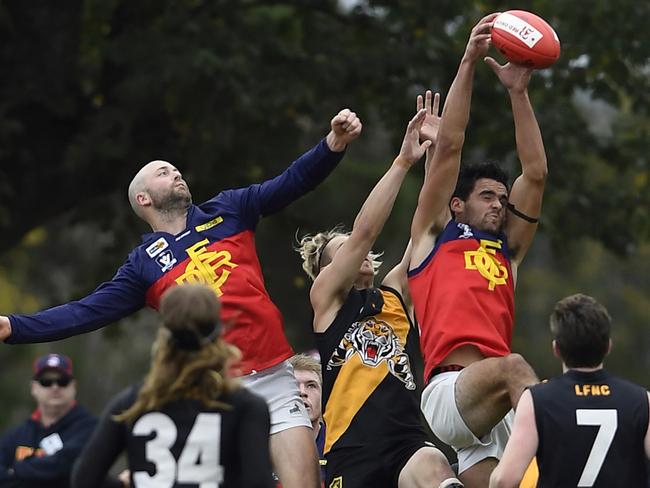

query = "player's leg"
[[270, 426, 320, 488], [455, 409, 514, 488], [455, 353, 537, 439], [397, 446, 463, 487], [240, 360, 319, 488], [457, 457, 497, 488]]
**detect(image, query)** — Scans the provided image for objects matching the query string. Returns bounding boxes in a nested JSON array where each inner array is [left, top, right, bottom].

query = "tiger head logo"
[[353, 318, 394, 367], [327, 318, 415, 390]]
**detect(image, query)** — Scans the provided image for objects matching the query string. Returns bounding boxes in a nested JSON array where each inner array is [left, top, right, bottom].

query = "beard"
[[478, 213, 505, 234], [149, 185, 192, 213]]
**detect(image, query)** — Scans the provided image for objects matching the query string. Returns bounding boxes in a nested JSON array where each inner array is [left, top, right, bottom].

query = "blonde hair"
[[114, 285, 240, 424], [296, 225, 382, 281], [289, 353, 322, 385]]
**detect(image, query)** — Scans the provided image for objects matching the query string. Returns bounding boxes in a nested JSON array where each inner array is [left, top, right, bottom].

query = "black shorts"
[[325, 438, 432, 488]]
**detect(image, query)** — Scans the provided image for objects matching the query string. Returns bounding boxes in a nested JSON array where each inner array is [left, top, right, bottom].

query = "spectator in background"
[[71, 284, 274, 488], [289, 353, 326, 481], [0, 353, 98, 488]]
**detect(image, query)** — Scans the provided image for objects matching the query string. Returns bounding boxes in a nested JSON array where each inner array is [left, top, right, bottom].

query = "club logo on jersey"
[[175, 239, 238, 296], [15, 446, 44, 461], [156, 250, 177, 272], [146, 237, 169, 258], [195, 216, 224, 232], [464, 238, 509, 290], [575, 384, 611, 396], [327, 317, 416, 390], [329, 476, 343, 488], [458, 222, 474, 239]]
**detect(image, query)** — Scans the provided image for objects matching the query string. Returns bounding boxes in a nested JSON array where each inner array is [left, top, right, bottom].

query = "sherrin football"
[[491, 10, 560, 69]]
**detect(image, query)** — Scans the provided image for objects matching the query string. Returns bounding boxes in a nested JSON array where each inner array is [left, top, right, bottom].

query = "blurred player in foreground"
[[71, 284, 274, 488], [490, 293, 650, 487]]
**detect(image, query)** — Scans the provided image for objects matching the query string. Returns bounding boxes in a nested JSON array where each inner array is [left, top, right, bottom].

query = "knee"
[[422, 447, 455, 479], [400, 447, 455, 484], [502, 353, 536, 383]]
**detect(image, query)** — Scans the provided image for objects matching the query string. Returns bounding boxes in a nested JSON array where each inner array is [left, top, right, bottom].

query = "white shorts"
[[421, 371, 514, 473], [240, 360, 311, 435]]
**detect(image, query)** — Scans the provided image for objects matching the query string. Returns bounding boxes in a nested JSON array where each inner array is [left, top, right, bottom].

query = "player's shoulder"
[[224, 387, 269, 423], [529, 375, 563, 396], [105, 384, 141, 416], [228, 386, 267, 410], [607, 373, 649, 396]]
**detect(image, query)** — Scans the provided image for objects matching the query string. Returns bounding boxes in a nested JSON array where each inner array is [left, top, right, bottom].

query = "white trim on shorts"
[[240, 360, 312, 435], [421, 370, 514, 473]]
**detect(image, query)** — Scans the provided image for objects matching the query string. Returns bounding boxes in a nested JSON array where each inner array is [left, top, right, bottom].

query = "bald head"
[[128, 160, 191, 221]]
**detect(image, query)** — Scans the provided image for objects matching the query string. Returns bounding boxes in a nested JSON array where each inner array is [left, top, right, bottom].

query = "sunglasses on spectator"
[[37, 377, 72, 388]]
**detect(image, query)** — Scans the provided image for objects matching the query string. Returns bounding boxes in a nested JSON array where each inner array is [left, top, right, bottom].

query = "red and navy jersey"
[[7, 139, 344, 374], [408, 220, 514, 382]]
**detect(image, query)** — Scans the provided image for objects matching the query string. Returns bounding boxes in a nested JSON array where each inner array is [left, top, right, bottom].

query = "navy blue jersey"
[[531, 369, 649, 487], [0, 404, 96, 488]]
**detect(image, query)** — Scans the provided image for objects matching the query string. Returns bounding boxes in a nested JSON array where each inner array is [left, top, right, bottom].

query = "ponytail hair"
[[114, 285, 240, 424]]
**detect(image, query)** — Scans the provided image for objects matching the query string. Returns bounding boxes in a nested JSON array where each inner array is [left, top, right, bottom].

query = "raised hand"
[[484, 58, 533, 94], [397, 109, 433, 167], [0, 315, 11, 341], [326, 108, 362, 152], [464, 13, 500, 62], [416, 90, 442, 146]]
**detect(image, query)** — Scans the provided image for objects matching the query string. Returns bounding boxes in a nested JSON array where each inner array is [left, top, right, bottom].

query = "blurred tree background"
[[0, 0, 648, 430]]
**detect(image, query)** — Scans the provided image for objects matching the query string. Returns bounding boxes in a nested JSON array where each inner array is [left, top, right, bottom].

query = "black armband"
[[507, 203, 539, 224]]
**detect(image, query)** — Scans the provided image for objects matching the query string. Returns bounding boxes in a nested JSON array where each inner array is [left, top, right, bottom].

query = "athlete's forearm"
[[510, 90, 547, 183], [255, 138, 345, 217], [352, 160, 410, 242], [6, 279, 145, 344]]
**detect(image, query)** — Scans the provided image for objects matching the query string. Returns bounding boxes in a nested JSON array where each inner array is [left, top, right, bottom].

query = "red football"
[[491, 10, 560, 69]]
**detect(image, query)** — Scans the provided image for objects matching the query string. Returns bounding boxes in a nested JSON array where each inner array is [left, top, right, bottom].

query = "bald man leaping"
[[0, 108, 362, 488]]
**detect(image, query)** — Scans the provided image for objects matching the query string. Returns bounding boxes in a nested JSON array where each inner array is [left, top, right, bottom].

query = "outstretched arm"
[[383, 91, 442, 302], [485, 59, 548, 265], [311, 110, 431, 332], [410, 13, 500, 269], [2, 259, 146, 344], [0, 317, 10, 342], [224, 109, 362, 224], [489, 390, 538, 488]]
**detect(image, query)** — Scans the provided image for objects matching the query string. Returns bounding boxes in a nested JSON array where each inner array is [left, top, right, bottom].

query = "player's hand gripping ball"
[[491, 10, 560, 69]]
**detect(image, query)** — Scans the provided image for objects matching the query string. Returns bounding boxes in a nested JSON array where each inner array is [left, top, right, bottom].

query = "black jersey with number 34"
[[71, 385, 274, 488], [530, 369, 649, 488]]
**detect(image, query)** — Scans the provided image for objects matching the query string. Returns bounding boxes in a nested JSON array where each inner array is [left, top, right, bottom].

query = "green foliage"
[[0, 0, 648, 429]]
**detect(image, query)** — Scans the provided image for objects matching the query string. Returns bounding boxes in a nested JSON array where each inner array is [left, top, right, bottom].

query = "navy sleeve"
[[238, 393, 274, 488], [209, 138, 344, 228], [71, 388, 133, 488], [10, 415, 97, 482], [0, 425, 19, 483], [6, 255, 146, 344]]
